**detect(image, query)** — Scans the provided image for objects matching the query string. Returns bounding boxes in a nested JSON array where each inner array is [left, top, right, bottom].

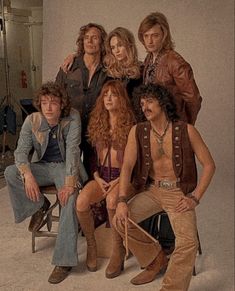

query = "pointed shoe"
[[48, 266, 72, 284], [130, 250, 168, 285]]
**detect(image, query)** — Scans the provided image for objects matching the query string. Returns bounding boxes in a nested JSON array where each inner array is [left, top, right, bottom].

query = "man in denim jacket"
[[4, 82, 88, 284]]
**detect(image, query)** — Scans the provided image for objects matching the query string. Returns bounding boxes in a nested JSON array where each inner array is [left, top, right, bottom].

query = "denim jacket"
[[14, 109, 88, 187]]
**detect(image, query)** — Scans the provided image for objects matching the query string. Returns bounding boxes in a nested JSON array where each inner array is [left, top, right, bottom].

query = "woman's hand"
[[61, 53, 76, 73]]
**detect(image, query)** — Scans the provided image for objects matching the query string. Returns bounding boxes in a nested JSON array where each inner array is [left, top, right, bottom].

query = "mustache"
[[143, 109, 152, 114]]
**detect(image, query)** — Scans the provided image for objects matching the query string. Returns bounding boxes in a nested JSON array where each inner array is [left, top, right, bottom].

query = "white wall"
[[42, 0, 234, 185]]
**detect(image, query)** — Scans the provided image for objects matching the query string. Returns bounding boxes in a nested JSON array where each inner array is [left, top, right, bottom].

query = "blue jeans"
[[4, 162, 79, 267]]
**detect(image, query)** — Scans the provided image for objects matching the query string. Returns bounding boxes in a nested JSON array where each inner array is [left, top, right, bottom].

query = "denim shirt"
[[14, 109, 88, 187]]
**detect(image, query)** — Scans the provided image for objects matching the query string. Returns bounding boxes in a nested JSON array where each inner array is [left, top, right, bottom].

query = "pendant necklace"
[[50, 126, 57, 139], [152, 121, 169, 156]]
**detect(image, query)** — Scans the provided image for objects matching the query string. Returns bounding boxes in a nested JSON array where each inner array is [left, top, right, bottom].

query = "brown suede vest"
[[132, 121, 197, 194]]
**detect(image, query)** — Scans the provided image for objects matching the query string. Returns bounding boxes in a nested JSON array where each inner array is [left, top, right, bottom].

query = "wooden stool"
[[32, 185, 60, 253]]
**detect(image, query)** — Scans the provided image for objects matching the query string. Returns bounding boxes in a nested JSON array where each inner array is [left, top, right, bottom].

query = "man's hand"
[[175, 196, 198, 213], [115, 202, 129, 222], [24, 172, 40, 202], [58, 185, 75, 206]]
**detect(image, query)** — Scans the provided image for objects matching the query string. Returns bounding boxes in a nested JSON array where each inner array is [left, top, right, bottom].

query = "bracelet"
[[117, 196, 128, 204], [188, 194, 200, 205]]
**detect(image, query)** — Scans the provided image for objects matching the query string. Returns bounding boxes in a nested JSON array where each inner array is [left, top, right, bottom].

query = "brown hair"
[[76, 23, 107, 61], [138, 12, 175, 51], [104, 27, 140, 79], [88, 80, 136, 150], [33, 81, 71, 117]]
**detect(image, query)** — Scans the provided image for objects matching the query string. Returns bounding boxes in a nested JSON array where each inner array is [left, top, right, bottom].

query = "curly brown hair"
[[33, 81, 71, 117], [76, 23, 107, 62], [103, 27, 141, 79], [88, 80, 136, 150]]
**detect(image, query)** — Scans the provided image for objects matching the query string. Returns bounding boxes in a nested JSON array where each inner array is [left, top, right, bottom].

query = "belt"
[[150, 179, 179, 189]]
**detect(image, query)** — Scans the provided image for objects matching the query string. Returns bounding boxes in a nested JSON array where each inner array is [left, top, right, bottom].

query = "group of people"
[[4, 11, 215, 291]]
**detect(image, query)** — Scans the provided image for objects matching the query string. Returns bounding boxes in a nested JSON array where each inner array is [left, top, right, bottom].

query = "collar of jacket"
[[38, 112, 73, 132], [71, 55, 105, 73]]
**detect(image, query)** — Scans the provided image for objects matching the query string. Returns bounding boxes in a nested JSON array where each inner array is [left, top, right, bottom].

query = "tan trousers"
[[113, 185, 199, 291]]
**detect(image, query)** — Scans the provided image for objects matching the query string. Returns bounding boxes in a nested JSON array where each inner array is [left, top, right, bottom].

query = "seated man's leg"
[[160, 188, 199, 291], [51, 163, 79, 267], [4, 163, 52, 223], [113, 186, 165, 268]]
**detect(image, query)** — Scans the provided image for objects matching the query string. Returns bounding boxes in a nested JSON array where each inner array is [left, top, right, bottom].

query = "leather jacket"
[[143, 50, 202, 125]]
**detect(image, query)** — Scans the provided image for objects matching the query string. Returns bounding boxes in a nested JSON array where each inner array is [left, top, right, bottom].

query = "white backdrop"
[[42, 0, 234, 187]]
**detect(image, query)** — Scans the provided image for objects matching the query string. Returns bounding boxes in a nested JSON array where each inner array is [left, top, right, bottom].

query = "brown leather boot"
[[77, 210, 97, 272], [105, 209, 126, 279], [130, 250, 168, 285]]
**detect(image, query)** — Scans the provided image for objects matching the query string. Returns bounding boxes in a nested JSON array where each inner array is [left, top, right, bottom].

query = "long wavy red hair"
[[88, 80, 136, 150]]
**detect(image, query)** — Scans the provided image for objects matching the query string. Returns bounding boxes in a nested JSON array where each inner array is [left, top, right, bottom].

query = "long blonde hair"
[[88, 80, 136, 150], [103, 27, 141, 79]]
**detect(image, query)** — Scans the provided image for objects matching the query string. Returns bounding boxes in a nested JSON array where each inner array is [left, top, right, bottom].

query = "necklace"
[[152, 121, 169, 156], [50, 125, 58, 139]]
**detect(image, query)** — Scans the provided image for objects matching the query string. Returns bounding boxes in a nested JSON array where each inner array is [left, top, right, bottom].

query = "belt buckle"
[[159, 180, 174, 189]]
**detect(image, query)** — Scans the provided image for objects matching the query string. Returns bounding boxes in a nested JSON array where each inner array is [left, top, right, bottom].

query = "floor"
[[0, 153, 234, 290]]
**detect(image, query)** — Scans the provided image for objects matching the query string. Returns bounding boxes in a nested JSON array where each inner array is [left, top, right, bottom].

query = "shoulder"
[[28, 112, 42, 124], [164, 50, 189, 67]]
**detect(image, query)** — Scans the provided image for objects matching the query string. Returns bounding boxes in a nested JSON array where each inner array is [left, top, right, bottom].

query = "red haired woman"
[[76, 80, 135, 276]]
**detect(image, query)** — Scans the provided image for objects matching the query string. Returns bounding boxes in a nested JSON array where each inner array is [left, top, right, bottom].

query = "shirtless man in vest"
[[113, 83, 215, 291]]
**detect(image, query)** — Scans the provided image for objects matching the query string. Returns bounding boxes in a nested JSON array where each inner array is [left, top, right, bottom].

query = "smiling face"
[[143, 24, 164, 56], [40, 95, 62, 125], [103, 88, 120, 112], [83, 27, 102, 55], [110, 36, 128, 62]]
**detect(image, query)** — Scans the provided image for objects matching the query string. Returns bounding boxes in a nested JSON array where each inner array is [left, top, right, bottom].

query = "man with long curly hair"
[[76, 80, 136, 277], [113, 84, 215, 290], [4, 82, 88, 284], [56, 23, 107, 176]]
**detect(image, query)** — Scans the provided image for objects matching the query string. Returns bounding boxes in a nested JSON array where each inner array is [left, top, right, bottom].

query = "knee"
[[4, 165, 19, 182], [175, 235, 199, 255], [76, 192, 90, 212]]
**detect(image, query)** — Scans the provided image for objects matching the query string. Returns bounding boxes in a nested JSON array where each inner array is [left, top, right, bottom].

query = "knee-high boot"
[[77, 210, 97, 272], [105, 209, 126, 278]]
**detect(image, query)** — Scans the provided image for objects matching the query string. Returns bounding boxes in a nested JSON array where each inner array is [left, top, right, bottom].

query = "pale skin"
[[76, 89, 122, 212], [24, 95, 74, 207], [62, 34, 128, 73], [115, 96, 215, 221], [61, 27, 102, 86], [143, 24, 165, 62]]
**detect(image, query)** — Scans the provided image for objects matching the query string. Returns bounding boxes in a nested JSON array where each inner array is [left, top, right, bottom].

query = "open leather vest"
[[132, 121, 197, 194]]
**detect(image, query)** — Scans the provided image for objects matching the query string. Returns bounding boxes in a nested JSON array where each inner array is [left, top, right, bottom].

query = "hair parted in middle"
[[138, 12, 175, 51], [76, 23, 107, 61], [104, 27, 141, 79], [88, 79, 136, 150]]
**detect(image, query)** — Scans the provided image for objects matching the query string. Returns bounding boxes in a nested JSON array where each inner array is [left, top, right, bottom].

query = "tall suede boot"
[[105, 209, 126, 278], [77, 210, 97, 272]]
